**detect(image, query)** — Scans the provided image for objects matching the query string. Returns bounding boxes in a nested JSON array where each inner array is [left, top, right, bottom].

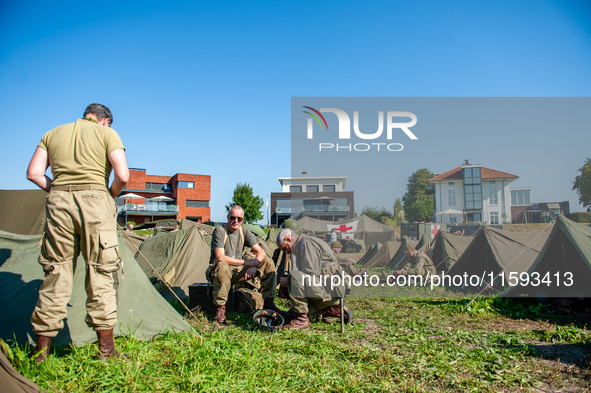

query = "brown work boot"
[[34, 334, 52, 363], [263, 298, 286, 317], [280, 313, 309, 329], [214, 305, 226, 323], [321, 306, 353, 324], [97, 329, 118, 361]]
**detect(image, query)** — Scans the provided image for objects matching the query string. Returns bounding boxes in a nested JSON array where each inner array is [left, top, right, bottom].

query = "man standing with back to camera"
[[26, 103, 129, 362]]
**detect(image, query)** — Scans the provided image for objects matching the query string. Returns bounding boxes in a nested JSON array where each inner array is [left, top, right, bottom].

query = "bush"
[[569, 212, 591, 223]]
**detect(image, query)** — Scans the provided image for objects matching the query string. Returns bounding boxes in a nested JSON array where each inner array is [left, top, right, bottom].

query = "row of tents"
[[354, 215, 591, 298], [2, 188, 591, 350]]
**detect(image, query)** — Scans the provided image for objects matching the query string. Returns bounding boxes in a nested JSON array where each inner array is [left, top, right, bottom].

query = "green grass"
[[5, 297, 591, 392]]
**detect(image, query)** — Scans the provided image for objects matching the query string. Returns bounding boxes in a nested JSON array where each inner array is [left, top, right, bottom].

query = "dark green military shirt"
[[210, 224, 257, 263]]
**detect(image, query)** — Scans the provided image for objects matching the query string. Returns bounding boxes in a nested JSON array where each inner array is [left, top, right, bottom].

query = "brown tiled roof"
[[429, 166, 518, 182]]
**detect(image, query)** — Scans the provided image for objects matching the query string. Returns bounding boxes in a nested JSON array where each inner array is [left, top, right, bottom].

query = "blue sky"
[[1, 0, 590, 222]]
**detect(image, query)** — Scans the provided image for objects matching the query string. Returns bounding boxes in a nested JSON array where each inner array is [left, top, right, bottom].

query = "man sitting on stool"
[[206, 205, 283, 323]]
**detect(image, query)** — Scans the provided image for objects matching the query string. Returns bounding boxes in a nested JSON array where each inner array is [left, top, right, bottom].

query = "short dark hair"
[[83, 103, 113, 126]]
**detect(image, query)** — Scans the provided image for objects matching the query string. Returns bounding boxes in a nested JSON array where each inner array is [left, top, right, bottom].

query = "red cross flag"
[[430, 224, 440, 239], [327, 220, 358, 239]]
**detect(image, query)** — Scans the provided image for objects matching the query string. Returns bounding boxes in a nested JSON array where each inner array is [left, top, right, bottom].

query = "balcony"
[[118, 203, 179, 215], [276, 205, 349, 214]]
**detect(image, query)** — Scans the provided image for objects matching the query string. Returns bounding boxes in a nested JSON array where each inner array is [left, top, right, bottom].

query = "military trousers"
[[30, 185, 121, 336], [286, 274, 340, 318], [206, 256, 277, 307]]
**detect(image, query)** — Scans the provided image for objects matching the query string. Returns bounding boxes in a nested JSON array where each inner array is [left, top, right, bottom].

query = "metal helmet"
[[281, 219, 301, 234]]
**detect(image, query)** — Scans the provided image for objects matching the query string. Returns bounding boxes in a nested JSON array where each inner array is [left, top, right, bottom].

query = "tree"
[[402, 168, 434, 222], [225, 183, 264, 223], [573, 158, 591, 211], [360, 206, 392, 221], [393, 198, 403, 225]]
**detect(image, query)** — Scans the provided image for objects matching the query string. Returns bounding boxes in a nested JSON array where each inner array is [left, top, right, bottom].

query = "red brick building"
[[118, 168, 211, 225]]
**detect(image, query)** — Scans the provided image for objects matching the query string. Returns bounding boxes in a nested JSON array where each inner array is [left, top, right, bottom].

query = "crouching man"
[[206, 205, 283, 323], [275, 229, 352, 329], [392, 244, 437, 281]]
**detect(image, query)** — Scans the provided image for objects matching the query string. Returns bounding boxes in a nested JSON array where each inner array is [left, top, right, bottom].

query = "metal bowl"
[[253, 309, 285, 332]]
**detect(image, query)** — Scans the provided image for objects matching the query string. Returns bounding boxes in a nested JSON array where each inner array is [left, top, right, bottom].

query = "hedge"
[[570, 212, 591, 223]]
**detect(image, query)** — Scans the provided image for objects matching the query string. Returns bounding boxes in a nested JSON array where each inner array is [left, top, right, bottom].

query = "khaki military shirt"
[[334, 252, 356, 266], [290, 235, 345, 299], [38, 118, 124, 186], [292, 235, 336, 275], [400, 250, 437, 277]]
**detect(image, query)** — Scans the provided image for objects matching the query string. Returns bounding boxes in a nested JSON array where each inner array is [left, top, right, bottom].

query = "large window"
[[186, 200, 209, 207], [489, 187, 498, 205], [462, 167, 481, 185], [323, 185, 335, 192], [176, 181, 194, 189], [464, 185, 482, 209], [448, 189, 456, 206], [146, 182, 170, 190], [490, 212, 499, 224], [306, 185, 319, 193], [290, 185, 302, 193], [511, 189, 531, 206], [277, 198, 303, 213], [463, 167, 482, 210]]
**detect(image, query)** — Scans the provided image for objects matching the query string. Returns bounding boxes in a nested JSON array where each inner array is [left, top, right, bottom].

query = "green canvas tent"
[[131, 227, 193, 281], [362, 240, 402, 269], [503, 215, 591, 298], [243, 223, 266, 238], [0, 190, 47, 236], [120, 231, 146, 255], [447, 226, 549, 291], [429, 231, 475, 273], [159, 226, 212, 301], [357, 243, 382, 266], [266, 228, 280, 242], [180, 219, 214, 235], [0, 230, 192, 347], [131, 226, 212, 301]]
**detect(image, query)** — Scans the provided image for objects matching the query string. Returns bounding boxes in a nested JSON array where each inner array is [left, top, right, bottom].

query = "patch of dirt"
[[474, 316, 557, 333], [527, 343, 591, 368], [355, 317, 380, 335]]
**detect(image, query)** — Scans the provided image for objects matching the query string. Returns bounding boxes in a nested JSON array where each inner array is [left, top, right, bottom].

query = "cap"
[[331, 241, 343, 248], [404, 244, 415, 253]]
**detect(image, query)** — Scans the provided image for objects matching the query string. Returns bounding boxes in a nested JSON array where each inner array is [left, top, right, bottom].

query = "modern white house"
[[428, 161, 518, 224], [270, 172, 354, 227]]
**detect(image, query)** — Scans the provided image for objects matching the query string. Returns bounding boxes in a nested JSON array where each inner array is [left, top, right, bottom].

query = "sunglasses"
[[230, 216, 244, 222]]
